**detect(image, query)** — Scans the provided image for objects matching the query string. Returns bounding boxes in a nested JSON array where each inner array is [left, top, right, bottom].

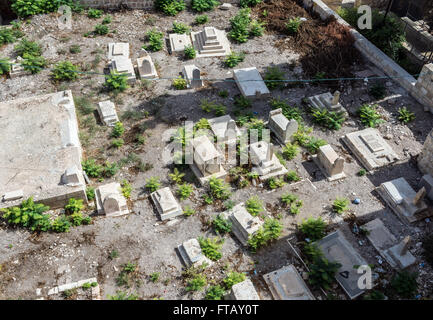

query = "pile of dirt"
[[253, 0, 360, 78]]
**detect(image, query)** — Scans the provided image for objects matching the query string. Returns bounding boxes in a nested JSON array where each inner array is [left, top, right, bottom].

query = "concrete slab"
[[263, 265, 315, 300], [191, 27, 231, 58], [343, 128, 399, 171], [177, 238, 213, 268], [228, 279, 260, 300], [233, 67, 270, 98], [312, 144, 346, 181], [150, 187, 183, 220], [250, 141, 288, 181], [107, 43, 129, 60], [0, 91, 86, 209], [9, 57, 31, 79], [169, 33, 192, 54], [316, 230, 369, 299], [95, 182, 130, 217], [306, 91, 348, 117], [109, 57, 136, 83], [97, 100, 119, 126]]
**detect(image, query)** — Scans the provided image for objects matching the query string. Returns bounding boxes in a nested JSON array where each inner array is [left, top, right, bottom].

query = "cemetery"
[[0, 0, 432, 302]]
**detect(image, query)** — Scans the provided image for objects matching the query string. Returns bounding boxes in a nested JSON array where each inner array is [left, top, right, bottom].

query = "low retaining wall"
[[302, 0, 433, 113]]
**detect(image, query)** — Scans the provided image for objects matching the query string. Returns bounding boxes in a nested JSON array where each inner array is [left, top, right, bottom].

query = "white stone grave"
[[137, 53, 158, 80], [208, 115, 240, 144], [150, 187, 183, 220], [109, 56, 136, 83], [268, 108, 298, 144], [306, 91, 348, 117], [182, 64, 203, 89], [97, 100, 119, 126], [233, 67, 270, 98], [107, 43, 130, 60], [191, 27, 231, 57], [228, 279, 260, 300], [95, 182, 129, 217], [312, 144, 346, 181], [177, 238, 213, 268], [169, 33, 192, 54], [250, 141, 288, 181]]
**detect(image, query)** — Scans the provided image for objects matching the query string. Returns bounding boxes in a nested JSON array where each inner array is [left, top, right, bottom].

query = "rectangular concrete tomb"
[[107, 43, 130, 60], [150, 187, 183, 220], [343, 128, 399, 171], [221, 203, 264, 246], [191, 27, 231, 57], [9, 56, 31, 79], [363, 218, 416, 269], [376, 177, 429, 223], [228, 279, 260, 300], [109, 57, 136, 83], [233, 67, 270, 98], [95, 182, 130, 217], [169, 33, 192, 54], [208, 115, 240, 143], [316, 230, 369, 299], [268, 108, 298, 144], [312, 144, 346, 181], [137, 53, 158, 79], [182, 64, 203, 89], [306, 91, 348, 117], [250, 141, 288, 181], [177, 238, 213, 268], [263, 265, 315, 300], [97, 100, 119, 126]]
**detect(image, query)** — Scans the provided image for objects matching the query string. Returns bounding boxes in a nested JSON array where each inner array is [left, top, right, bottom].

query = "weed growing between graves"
[[310, 108, 346, 130], [145, 177, 161, 192], [363, 290, 386, 300], [282, 143, 299, 160], [0, 58, 11, 75], [82, 159, 120, 179], [248, 218, 282, 252], [108, 291, 139, 300], [358, 104, 383, 128], [155, 0, 186, 16], [105, 72, 129, 92], [212, 215, 232, 235], [183, 205, 196, 217], [270, 98, 303, 122], [264, 66, 285, 90], [191, 0, 219, 12], [195, 15, 209, 25], [69, 45, 81, 54], [102, 15, 112, 24], [358, 169, 367, 176], [86, 187, 95, 201], [145, 29, 164, 52], [308, 256, 341, 291], [51, 61, 79, 81], [184, 45, 197, 59], [82, 282, 98, 290], [172, 76, 187, 90], [208, 177, 232, 201], [281, 193, 303, 215], [391, 271, 418, 299], [116, 262, 139, 288], [111, 122, 125, 138], [240, 0, 262, 7], [332, 198, 349, 214], [369, 83, 386, 100], [172, 21, 190, 34], [21, 54, 47, 74], [224, 51, 246, 68], [169, 168, 185, 184], [150, 272, 160, 283], [245, 196, 264, 216], [186, 274, 207, 292], [94, 24, 109, 36], [198, 237, 224, 261], [286, 17, 302, 35], [121, 180, 132, 199], [299, 217, 327, 241], [177, 183, 194, 200], [267, 177, 286, 190], [229, 8, 257, 43], [15, 39, 43, 57], [398, 107, 415, 123], [205, 285, 225, 300], [223, 271, 246, 289], [87, 8, 102, 18]]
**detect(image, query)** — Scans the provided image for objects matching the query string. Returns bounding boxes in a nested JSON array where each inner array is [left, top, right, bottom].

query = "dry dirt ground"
[[0, 3, 432, 300]]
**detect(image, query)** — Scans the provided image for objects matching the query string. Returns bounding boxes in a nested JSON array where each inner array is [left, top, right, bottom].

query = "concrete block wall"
[[418, 129, 433, 177], [301, 0, 433, 113]]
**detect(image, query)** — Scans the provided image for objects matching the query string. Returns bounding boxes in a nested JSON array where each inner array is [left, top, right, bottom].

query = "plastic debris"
[[425, 218, 431, 223], [353, 198, 361, 204], [352, 223, 360, 234]]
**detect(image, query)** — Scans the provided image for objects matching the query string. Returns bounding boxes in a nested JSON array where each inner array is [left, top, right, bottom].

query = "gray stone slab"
[[229, 279, 260, 300], [169, 33, 192, 54], [177, 238, 213, 268], [95, 182, 129, 217], [150, 187, 183, 220], [233, 67, 270, 98], [419, 174, 433, 201]]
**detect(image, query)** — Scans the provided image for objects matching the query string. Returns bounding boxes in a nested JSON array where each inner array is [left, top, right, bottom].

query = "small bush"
[[229, 8, 251, 43], [15, 38, 42, 57], [198, 237, 224, 261], [286, 170, 301, 182], [86, 187, 95, 201], [224, 51, 245, 68], [183, 205, 196, 216], [0, 58, 11, 75], [51, 215, 71, 233], [299, 217, 327, 241], [195, 14, 209, 24], [358, 169, 367, 176], [240, 0, 261, 7], [358, 104, 383, 128], [248, 218, 282, 251], [282, 143, 299, 160], [191, 0, 219, 12], [304, 137, 327, 154], [308, 256, 341, 290], [103, 161, 119, 177], [52, 61, 79, 81], [177, 183, 194, 200], [172, 76, 187, 89], [369, 83, 386, 99], [281, 193, 298, 206], [208, 177, 231, 200], [145, 29, 164, 51], [155, 0, 186, 16], [0, 29, 15, 45], [268, 177, 286, 189], [82, 159, 104, 178], [391, 271, 418, 299], [205, 285, 225, 300], [234, 95, 252, 109], [398, 107, 415, 123], [286, 17, 302, 35], [111, 121, 125, 138], [105, 72, 129, 92], [121, 180, 132, 199], [310, 108, 346, 130], [150, 272, 160, 283], [249, 19, 265, 37], [87, 8, 102, 18], [172, 21, 190, 34], [69, 44, 81, 54], [184, 45, 196, 59], [245, 196, 263, 216], [332, 198, 349, 214], [21, 53, 47, 74], [102, 15, 112, 24], [223, 271, 246, 289], [218, 90, 228, 98], [186, 274, 207, 291], [212, 215, 232, 234], [65, 198, 84, 215], [270, 98, 303, 122], [264, 67, 285, 90], [145, 177, 161, 192], [94, 24, 109, 36], [169, 167, 185, 184], [111, 138, 124, 148]]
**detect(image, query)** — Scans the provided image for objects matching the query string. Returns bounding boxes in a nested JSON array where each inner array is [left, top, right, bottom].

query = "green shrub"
[[82, 159, 104, 178], [172, 76, 187, 89], [245, 196, 263, 216], [358, 104, 383, 128], [213, 214, 232, 234], [208, 177, 231, 200], [240, 0, 261, 7], [103, 161, 119, 177], [15, 38, 42, 57], [111, 138, 124, 148], [87, 8, 102, 18], [224, 51, 245, 68], [102, 15, 112, 24], [194, 118, 211, 131], [94, 24, 109, 35], [184, 45, 196, 59], [20, 53, 47, 74], [51, 215, 71, 233], [332, 198, 349, 214], [155, 0, 186, 16], [169, 168, 185, 184], [145, 177, 161, 192], [398, 107, 415, 123], [286, 170, 301, 182], [206, 285, 225, 300], [364, 290, 386, 300], [358, 169, 367, 176], [111, 121, 125, 138], [264, 67, 285, 90], [0, 29, 15, 45], [177, 183, 193, 200], [183, 205, 196, 216], [145, 29, 164, 51], [199, 237, 224, 261], [310, 108, 346, 130], [249, 19, 265, 37], [11, 0, 43, 17], [308, 256, 341, 290], [247, 118, 265, 140], [195, 14, 209, 24], [86, 187, 95, 201], [191, 0, 219, 12], [186, 274, 207, 291], [268, 177, 286, 189], [0, 58, 11, 75], [229, 8, 251, 43], [121, 180, 132, 199], [223, 271, 246, 289], [299, 217, 327, 241], [248, 218, 282, 251], [286, 17, 302, 35], [108, 291, 139, 300], [391, 271, 418, 299], [270, 98, 303, 122], [281, 193, 298, 206], [172, 21, 190, 34], [52, 61, 79, 81], [65, 198, 84, 215], [150, 272, 160, 283], [105, 72, 129, 92], [304, 137, 327, 154], [234, 95, 252, 109], [69, 44, 81, 54], [282, 143, 299, 160]]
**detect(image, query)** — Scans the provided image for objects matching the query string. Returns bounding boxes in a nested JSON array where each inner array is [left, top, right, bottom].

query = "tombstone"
[[343, 128, 399, 171], [388, 236, 417, 269], [263, 265, 315, 300], [177, 238, 213, 268], [341, 0, 356, 8], [97, 100, 119, 126], [2, 189, 24, 202], [376, 177, 429, 223], [61, 165, 83, 186], [363, 218, 416, 269], [9, 56, 31, 79], [306, 91, 348, 117], [249, 141, 288, 181], [107, 43, 130, 60], [191, 27, 231, 57], [189, 135, 227, 186], [137, 54, 158, 79], [182, 65, 203, 89], [95, 182, 129, 217], [419, 174, 433, 201], [208, 115, 240, 144], [316, 230, 370, 299], [233, 67, 270, 98], [220, 203, 264, 246], [109, 57, 136, 83], [169, 33, 192, 54], [150, 187, 183, 220], [268, 108, 298, 144], [227, 279, 260, 300], [312, 144, 346, 181]]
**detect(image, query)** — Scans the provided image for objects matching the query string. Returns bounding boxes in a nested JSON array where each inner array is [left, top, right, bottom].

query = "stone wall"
[[418, 129, 433, 177], [401, 17, 433, 53], [301, 0, 433, 114]]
